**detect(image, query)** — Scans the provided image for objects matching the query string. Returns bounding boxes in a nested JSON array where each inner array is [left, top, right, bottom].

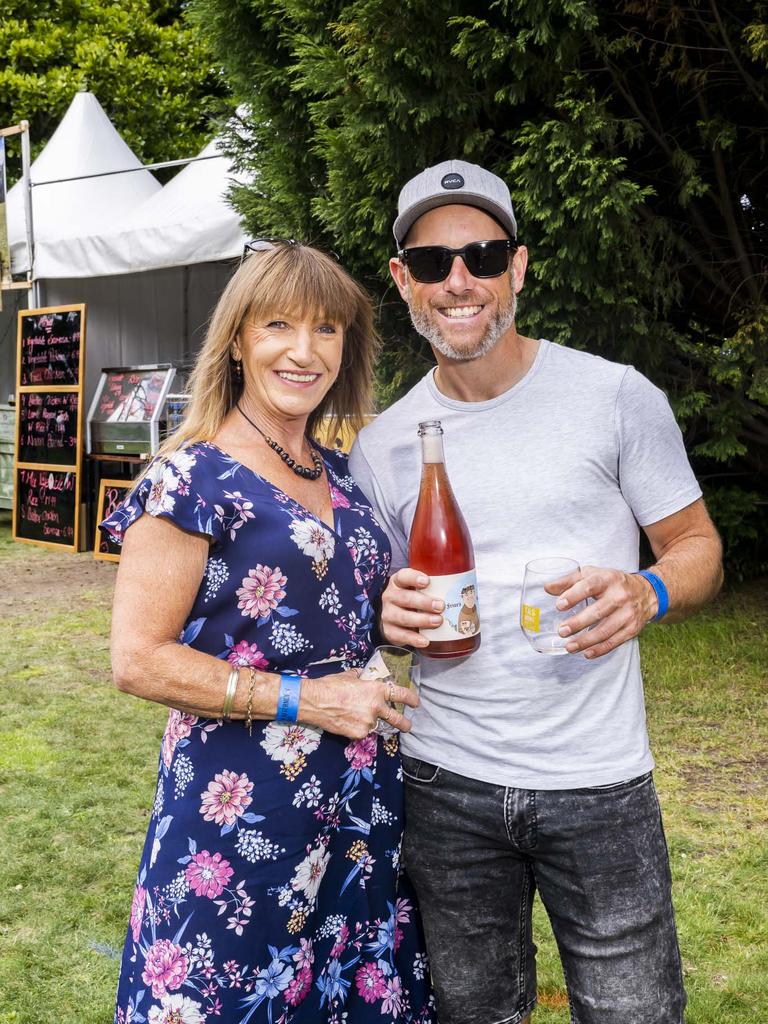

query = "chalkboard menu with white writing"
[[18, 308, 84, 387], [14, 468, 77, 547], [13, 304, 86, 551], [17, 391, 79, 465]]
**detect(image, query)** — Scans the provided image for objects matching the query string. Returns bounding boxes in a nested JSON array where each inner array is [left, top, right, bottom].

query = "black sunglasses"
[[240, 237, 340, 268], [397, 238, 517, 284]]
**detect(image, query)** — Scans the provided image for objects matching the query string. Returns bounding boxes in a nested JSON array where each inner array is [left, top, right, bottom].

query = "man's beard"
[[407, 280, 518, 362]]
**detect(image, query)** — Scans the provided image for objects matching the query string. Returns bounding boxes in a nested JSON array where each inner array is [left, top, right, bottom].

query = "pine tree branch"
[[635, 204, 734, 303], [603, 60, 728, 267], [709, 0, 768, 114], [692, 86, 762, 306]]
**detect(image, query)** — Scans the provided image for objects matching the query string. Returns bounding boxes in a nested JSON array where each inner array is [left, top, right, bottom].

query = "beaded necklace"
[[236, 404, 324, 481]]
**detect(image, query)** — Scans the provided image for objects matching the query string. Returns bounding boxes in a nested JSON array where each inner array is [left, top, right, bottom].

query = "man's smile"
[[437, 304, 486, 320]]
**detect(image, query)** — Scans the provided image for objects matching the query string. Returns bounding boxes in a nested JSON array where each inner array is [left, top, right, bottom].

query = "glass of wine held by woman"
[[100, 240, 435, 1024], [360, 645, 422, 736]]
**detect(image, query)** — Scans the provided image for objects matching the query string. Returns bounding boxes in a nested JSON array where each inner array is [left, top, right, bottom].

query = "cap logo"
[[441, 173, 464, 190]]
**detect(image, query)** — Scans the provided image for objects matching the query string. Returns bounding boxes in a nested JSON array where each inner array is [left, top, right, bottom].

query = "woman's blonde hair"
[[156, 242, 379, 460]]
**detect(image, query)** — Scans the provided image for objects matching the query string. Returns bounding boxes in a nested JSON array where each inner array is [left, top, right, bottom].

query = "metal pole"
[[32, 152, 221, 188], [19, 120, 38, 305]]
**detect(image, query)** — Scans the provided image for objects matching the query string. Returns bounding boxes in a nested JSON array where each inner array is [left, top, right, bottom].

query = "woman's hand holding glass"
[[301, 667, 419, 740], [359, 646, 421, 736]]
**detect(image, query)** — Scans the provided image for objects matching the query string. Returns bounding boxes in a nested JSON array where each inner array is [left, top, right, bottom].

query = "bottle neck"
[[420, 431, 445, 465]]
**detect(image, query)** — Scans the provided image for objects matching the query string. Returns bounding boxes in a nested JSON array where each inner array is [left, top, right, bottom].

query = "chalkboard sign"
[[93, 478, 131, 562], [13, 467, 77, 550], [18, 306, 85, 387], [17, 391, 79, 465], [14, 304, 86, 551]]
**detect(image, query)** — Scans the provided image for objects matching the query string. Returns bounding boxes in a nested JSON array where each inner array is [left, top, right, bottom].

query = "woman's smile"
[[274, 369, 322, 388]]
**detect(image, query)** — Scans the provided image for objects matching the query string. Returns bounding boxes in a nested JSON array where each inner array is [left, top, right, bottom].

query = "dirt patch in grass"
[[538, 989, 569, 1009], [677, 754, 768, 799], [0, 546, 117, 612]]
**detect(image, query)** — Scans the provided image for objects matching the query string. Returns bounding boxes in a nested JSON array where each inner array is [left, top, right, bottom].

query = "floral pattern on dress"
[[236, 565, 288, 620], [101, 442, 430, 1024]]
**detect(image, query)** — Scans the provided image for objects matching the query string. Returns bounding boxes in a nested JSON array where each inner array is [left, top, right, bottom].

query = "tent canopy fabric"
[[7, 91, 247, 279], [7, 91, 161, 276], [0, 91, 246, 409], [63, 136, 247, 278]]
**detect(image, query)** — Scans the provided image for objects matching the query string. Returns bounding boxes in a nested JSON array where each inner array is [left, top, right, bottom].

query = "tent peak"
[[7, 91, 162, 274]]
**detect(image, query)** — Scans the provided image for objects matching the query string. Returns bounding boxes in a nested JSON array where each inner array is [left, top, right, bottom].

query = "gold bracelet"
[[245, 667, 259, 736], [221, 667, 239, 721]]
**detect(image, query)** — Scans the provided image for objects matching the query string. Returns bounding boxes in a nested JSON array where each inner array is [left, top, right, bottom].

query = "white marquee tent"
[[60, 135, 246, 279], [6, 90, 162, 277], [1, 91, 245, 405]]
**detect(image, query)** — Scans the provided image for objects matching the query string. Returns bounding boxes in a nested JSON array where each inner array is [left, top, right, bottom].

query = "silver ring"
[[386, 680, 395, 703]]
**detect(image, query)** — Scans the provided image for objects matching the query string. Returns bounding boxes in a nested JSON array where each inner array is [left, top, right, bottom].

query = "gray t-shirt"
[[349, 339, 702, 789]]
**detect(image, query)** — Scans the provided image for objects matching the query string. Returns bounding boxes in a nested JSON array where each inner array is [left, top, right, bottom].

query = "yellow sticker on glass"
[[521, 604, 540, 632]]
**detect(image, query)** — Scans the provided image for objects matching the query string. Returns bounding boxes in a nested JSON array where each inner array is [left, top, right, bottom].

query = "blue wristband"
[[276, 672, 303, 723], [634, 570, 669, 621]]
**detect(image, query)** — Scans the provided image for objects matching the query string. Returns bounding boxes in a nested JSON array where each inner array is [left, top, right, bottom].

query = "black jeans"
[[402, 757, 686, 1024]]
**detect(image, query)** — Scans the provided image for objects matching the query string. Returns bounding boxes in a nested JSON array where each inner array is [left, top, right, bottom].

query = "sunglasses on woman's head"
[[397, 238, 518, 284], [239, 237, 296, 268], [239, 237, 340, 268]]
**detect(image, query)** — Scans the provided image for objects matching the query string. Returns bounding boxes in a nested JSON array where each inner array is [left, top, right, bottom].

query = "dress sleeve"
[[616, 367, 703, 526], [99, 444, 225, 548]]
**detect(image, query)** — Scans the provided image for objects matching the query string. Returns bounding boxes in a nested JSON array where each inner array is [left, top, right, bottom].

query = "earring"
[[232, 359, 243, 382]]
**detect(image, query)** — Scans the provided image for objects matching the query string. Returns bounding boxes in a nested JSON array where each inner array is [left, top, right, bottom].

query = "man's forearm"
[[644, 505, 724, 623]]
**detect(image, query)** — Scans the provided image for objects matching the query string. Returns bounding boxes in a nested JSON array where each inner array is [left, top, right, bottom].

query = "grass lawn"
[[0, 509, 766, 1023]]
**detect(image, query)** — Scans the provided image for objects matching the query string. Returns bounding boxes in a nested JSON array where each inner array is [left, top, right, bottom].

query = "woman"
[[101, 240, 435, 1024]]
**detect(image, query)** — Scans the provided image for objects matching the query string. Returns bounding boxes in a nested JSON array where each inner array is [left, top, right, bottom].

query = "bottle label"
[[420, 569, 480, 641]]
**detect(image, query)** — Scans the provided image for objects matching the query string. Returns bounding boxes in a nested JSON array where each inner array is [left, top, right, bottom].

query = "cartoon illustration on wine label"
[[458, 584, 480, 636], [422, 570, 481, 641]]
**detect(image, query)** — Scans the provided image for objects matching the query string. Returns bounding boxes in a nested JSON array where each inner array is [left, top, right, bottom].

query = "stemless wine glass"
[[520, 557, 587, 655], [359, 645, 421, 735]]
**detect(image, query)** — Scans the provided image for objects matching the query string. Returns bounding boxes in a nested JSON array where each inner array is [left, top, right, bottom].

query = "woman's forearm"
[[111, 638, 280, 721], [111, 639, 416, 740]]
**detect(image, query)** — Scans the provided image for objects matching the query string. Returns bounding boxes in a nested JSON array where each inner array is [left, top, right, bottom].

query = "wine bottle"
[[408, 420, 480, 659]]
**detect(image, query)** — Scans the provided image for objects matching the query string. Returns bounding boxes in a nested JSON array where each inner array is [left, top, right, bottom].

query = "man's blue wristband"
[[275, 672, 303, 723], [634, 570, 669, 621]]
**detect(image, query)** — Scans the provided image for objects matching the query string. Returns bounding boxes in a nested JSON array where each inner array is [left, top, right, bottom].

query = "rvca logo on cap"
[[441, 173, 465, 190]]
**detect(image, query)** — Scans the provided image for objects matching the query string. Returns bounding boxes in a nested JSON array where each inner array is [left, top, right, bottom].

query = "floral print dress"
[[100, 442, 435, 1024]]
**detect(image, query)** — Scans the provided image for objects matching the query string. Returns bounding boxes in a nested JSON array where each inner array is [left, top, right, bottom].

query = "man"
[[349, 160, 723, 1024]]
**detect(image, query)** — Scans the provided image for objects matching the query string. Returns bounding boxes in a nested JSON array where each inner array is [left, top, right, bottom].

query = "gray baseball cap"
[[393, 159, 517, 246]]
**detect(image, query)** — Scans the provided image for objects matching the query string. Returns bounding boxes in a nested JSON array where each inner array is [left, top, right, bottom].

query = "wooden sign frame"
[[12, 304, 86, 552], [93, 478, 131, 562]]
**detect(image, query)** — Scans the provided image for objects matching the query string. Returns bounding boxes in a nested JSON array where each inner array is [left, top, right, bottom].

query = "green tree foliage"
[[191, 0, 767, 576], [1, 0, 227, 177]]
